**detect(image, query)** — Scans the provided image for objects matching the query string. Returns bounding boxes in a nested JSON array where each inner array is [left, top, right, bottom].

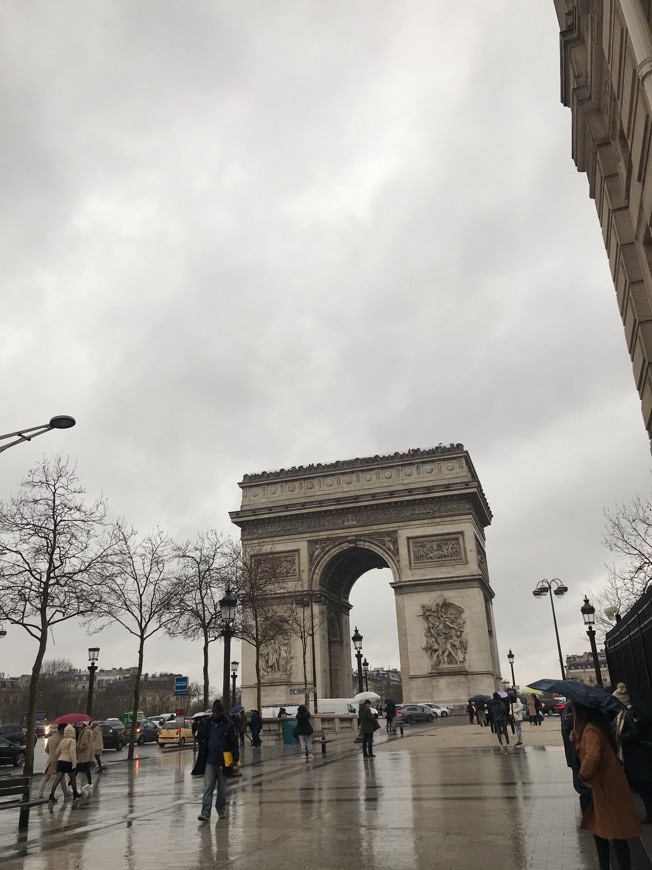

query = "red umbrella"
[[51, 713, 93, 725]]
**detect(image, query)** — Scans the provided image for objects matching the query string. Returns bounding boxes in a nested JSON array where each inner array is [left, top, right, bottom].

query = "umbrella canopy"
[[230, 705, 245, 715], [192, 710, 211, 719], [352, 691, 381, 703], [498, 691, 509, 698], [524, 687, 544, 695], [468, 694, 491, 704], [527, 679, 624, 714], [51, 713, 92, 725]]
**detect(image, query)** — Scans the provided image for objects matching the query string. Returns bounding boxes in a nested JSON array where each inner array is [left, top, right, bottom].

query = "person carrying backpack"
[[487, 693, 510, 746]]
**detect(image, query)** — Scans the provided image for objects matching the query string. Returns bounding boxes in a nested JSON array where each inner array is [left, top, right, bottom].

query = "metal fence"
[[605, 588, 652, 714]]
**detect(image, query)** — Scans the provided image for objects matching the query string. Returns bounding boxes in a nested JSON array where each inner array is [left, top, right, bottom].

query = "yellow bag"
[[223, 751, 233, 768]]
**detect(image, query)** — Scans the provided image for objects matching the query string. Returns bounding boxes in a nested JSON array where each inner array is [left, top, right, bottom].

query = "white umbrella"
[[192, 710, 211, 718], [352, 691, 381, 703]]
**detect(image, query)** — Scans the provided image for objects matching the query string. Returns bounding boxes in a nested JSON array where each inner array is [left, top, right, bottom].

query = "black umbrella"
[[527, 679, 624, 714], [469, 694, 491, 704]]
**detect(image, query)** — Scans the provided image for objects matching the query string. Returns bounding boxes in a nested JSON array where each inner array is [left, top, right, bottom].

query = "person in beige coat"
[[76, 722, 94, 790], [37, 725, 70, 798], [49, 724, 81, 801], [91, 722, 106, 772]]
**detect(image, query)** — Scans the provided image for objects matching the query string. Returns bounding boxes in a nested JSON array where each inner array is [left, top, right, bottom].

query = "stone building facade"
[[566, 649, 610, 684], [554, 0, 652, 441]]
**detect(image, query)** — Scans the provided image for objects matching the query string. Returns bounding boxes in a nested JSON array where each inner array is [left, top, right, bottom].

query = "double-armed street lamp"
[[352, 626, 364, 694], [362, 658, 369, 692], [581, 596, 604, 686], [86, 647, 100, 717], [507, 649, 516, 687], [231, 660, 239, 704], [532, 578, 568, 679], [0, 415, 76, 455], [220, 588, 237, 710]]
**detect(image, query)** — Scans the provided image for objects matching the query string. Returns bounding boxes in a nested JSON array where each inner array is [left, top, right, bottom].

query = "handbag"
[[223, 750, 234, 777]]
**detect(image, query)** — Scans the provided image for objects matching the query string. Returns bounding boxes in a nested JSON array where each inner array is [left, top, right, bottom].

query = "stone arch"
[[230, 446, 501, 708]]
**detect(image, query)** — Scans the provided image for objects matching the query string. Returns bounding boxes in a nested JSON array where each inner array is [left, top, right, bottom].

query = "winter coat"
[[296, 708, 313, 736], [191, 714, 238, 777], [56, 725, 78, 765], [616, 706, 652, 791], [577, 721, 641, 840], [488, 698, 507, 724], [44, 730, 64, 775], [359, 705, 378, 735], [527, 697, 537, 717], [76, 725, 94, 763], [511, 699, 524, 722], [92, 725, 104, 754], [249, 711, 262, 732]]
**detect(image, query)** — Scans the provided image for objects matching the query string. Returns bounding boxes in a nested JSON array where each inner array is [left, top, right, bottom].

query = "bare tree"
[[234, 546, 293, 711], [595, 494, 652, 631], [91, 523, 177, 759], [168, 531, 232, 709], [0, 455, 113, 773], [38, 658, 80, 720], [286, 593, 325, 711]]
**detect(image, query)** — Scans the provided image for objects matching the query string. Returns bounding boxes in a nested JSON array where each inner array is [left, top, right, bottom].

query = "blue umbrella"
[[528, 679, 624, 714], [230, 704, 245, 715]]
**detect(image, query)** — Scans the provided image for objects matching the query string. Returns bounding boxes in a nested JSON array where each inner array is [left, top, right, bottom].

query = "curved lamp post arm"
[[0, 416, 76, 454]]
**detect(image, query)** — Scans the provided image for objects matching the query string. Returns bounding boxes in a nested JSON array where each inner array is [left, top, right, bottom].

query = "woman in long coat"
[[526, 695, 537, 725], [37, 725, 68, 798], [575, 702, 641, 870]]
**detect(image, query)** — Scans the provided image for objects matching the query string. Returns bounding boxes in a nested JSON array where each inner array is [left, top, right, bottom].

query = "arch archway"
[[230, 446, 501, 709]]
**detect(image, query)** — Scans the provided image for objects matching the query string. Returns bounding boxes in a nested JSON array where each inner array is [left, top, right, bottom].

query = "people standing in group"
[[91, 721, 106, 772], [487, 693, 510, 746], [38, 724, 69, 799], [467, 701, 476, 724], [508, 690, 524, 746], [295, 704, 314, 761], [359, 699, 379, 758], [574, 700, 641, 870], [612, 682, 652, 823], [195, 700, 238, 822], [76, 721, 94, 793], [527, 695, 539, 725], [249, 709, 262, 747], [49, 724, 81, 801]]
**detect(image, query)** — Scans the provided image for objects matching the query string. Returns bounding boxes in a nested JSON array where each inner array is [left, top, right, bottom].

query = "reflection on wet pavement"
[[0, 729, 639, 869]]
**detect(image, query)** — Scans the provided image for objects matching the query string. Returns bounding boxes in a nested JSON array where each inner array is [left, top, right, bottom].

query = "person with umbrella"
[[49, 724, 81, 801], [359, 699, 380, 758]]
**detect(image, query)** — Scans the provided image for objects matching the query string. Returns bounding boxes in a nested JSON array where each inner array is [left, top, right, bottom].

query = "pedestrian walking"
[[612, 682, 652, 823], [385, 699, 397, 733], [467, 701, 476, 724], [487, 693, 510, 746], [359, 699, 379, 758], [238, 710, 247, 747], [49, 724, 81, 801], [91, 721, 106, 772], [196, 700, 238, 822], [295, 704, 314, 760], [76, 721, 94, 792], [249, 709, 262, 747], [527, 695, 538, 725], [508, 690, 524, 746], [37, 724, 69, 798], [574, 700, 641, 870]]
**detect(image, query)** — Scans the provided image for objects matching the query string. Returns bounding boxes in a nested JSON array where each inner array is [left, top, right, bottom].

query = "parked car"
[[157, 719, 194, 748], [0, 736, 25, 767], [148, 713, 175, 727], [395, 704, 434, 724], [124, 720, 160, 745], [0, 724, 34, 746], [418, 703, 451, 718], [98, 721, 125, 751]]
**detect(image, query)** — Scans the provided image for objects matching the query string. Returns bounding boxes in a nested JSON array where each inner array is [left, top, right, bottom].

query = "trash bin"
[[282, 719, 297, 745]]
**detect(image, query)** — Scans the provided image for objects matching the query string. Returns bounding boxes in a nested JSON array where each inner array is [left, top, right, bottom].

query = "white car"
[[418, 702, 451, 718]]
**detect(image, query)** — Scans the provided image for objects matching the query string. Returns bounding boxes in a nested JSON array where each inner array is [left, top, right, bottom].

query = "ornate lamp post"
[[231, 660, 239, 705], [507, 649, 516, 687], [532, 578, 568, 679], [86, 647, 100, 717], [220, 588, 237, 709], [362, 658, 369, 692], [0, 415, 76, 454], [352, 626, 364, 694], [581, 596, 604, 686]]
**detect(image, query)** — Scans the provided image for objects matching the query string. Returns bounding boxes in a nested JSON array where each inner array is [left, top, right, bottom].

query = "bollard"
[[321, 733, 327, 755], [399, 723, 404, 736]]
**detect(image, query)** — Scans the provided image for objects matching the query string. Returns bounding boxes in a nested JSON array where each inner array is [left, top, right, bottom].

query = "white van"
[[317, 698, 358, 715]]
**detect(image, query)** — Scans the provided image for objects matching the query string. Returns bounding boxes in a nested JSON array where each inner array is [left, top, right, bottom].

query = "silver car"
[[396, 704, 434, 724]]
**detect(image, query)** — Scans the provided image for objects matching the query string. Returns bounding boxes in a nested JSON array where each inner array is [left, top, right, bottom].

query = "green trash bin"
[[282, 719, 297, 745]]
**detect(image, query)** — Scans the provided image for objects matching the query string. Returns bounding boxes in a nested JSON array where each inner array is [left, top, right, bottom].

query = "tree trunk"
[[202, 633, 209, 710], [255, 650, 261, 712], [302, 641, 308, 708], [128, 639, 145, 761], [23, 630, 48, 776]]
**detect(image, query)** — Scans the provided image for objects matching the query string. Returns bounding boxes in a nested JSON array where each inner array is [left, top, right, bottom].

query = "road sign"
[[174, 676, 189, 696]]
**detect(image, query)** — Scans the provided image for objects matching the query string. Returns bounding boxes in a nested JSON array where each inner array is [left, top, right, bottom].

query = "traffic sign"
[[174, 675, 189, 696]]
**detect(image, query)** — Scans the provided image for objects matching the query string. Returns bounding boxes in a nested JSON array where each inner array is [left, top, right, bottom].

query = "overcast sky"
[[2, 2, 651, 703]]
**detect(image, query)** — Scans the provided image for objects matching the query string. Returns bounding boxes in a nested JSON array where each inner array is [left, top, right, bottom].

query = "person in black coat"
[[561, 700, 592, 812], [296, 704, 314, 761], [195, 700, 238, 822], [613, 684, 652, 822], [249, 709, 262, 747]]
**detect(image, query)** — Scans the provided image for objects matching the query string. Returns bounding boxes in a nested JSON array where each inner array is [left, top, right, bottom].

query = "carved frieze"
[[420, 594, 468, 669], [251, 550, 299, 579], [260, 637, 294, 678], [408, 533, 466, 568], [476, 538, 488, 578]]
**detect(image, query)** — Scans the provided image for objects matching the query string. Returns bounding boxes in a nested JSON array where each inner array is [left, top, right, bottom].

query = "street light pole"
[[532, 578, 568, 679], [220, 588, 237, 709], [352, 626, 364, 694], [581, 596, 604, 686], [0, 415, 76, 454], [362, 658, 369, 692], [86, 647, 100, 717], [231, 660, 239, 704], [507, 649, 516, 687]]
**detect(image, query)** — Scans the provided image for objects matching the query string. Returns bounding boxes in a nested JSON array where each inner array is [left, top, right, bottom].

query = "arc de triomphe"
[[230, 446, 501, 708]]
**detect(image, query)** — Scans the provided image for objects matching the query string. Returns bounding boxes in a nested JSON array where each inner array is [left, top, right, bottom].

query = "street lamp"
[[220, 588, 237, 709], [532, 578, 568, 679], [507, 649, 516, 687], [0, 624, 6, 639], [352, 626, 364, 694], [581, 596, 604, 686], [86, 647, 100, 717], [231, 660, 239, 704], [0, 415, 76, 454], [362, 657, 369, 692]]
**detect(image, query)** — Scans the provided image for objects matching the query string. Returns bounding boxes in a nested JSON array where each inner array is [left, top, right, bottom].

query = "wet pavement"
[[1, 719, 651, 869]]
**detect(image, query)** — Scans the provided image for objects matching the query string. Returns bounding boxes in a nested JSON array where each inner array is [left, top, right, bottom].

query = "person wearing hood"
[[196, 700, 238, 822], [49, 724, 81, 801], [91, 721, 106, 773], [612, 682, 652, 823], [76, 721, 95, 792], [38, 724, 70, 798]]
